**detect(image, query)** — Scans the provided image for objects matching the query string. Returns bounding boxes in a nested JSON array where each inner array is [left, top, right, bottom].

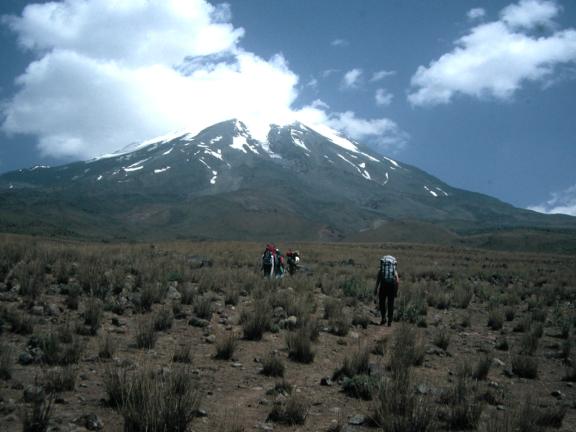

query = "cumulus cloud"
[[370, 70, 396, 82], [375, 88, 394, 106], [408, 0, 576, 106], [467, 8, 486, 20], [528, 184, 576, 216], [342, 68, 362, 89], [1, 0, 405, 159]]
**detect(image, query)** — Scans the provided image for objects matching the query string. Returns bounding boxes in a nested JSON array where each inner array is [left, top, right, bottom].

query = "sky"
[[0, 0, 575, 215]]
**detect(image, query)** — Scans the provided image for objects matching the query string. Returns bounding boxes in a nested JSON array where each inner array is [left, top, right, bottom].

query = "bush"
[[43, 366, 76, 392], [329, 313, 351, 337], [82, 297, 103, 336], [267, 394, 308, 425], [286, 328, 315, 363], [193, 295, 213, 320], [22, 391, 54, 432], [0, 343, 14, 380], [116, 366, 201, 432], [511, 355, 538, 379], [153, 307, 174, 331], [214, 333, 237, 360], [35, 333, 84, 366], [333, 345, 371, 380], [136, 284, 164, 313], [323, 297, 341, 320], [520, 331, 539, 355], [487, 309, 504, 331], [372, 337, 388, 356], [103, 366, 130, 408], [135, 319, 157, 349], [433, 328, 450, 351], [98, 333, 117, 359], [390, 324, 425, 370], [341, 276, 370, 302], [3, 308, 34, 335], [440, 375, 483, 430], [472, 355, 492, 381], [495, 337, 509, 351], [260, 352, 285, 377], [454, 286, 473, 309], [504, 307, 515, 321], [180, 285, 195, 305], [352, 308, 371, 329], [242, 300, 272, 341], [173, 343, 193, 364], [342, 374, 377, 400]]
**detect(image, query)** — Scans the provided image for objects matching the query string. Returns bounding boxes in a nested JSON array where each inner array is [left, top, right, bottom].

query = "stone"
[[349, 332, 360, 340], [18, 352, 34, 365], [320, 377, 333, 386], [205, 335, 216, 344], [282, 316, 298, 329], [166, 286, 182, 301], [348, 414, 366, 426], [193, 408, 208, 417], [74, 414, 103, 431], [232, 362, 242, 368], [23, 385, 45, 403], [551, 390, 565, 399], [416, 384, 429, 395], [46, 303, 61, 316], [188, 317, 210, 328]]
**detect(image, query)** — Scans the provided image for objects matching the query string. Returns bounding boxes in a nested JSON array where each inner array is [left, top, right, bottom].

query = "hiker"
[[261, 244, 276, 278], [374, 255, 399, 326], [274, 248, 285, 279], [286, 249, 300, 275]]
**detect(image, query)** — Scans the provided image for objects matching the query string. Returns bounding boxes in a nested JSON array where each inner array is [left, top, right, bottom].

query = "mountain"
[[1, 119, 575, 249]]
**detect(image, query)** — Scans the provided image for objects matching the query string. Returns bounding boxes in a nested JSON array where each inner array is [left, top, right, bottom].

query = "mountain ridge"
[[0, 118, 575, 251]]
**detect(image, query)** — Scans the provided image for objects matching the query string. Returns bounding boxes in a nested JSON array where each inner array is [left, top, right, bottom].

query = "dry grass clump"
[[31, 332, 84, 366], [260, 352, 285, 377], [21, 391, 54, 432], [267, 393, 309, 425], [153, 307, 174, 331], [193, 294, 213, 320], [0, 342, 14, 380], [438, 373, 483, 430], [81, 296, 103, 336], [214, 333, 238, 360], [487, 308, 504, 331], [43, 365, 77, 392], [242, 300, 272, 341], [390, 323, 425, 368], [2, 307, 34, 335], [173, 343, 193, 364], [432, 327, 451, 351], [511, 355, 538, 379], [105, 365, 202, 432], [286, 327, 315, 363], [333, 344, 371, 380], [135, 318, 158, 349], [328, 312, 351, 337], [472, 354, 492, 381], [98, 333, 117, 359]]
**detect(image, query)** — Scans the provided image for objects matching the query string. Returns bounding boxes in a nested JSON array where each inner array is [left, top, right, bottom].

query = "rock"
[[232, 362, 242, 368], [193, 408, 208, 417], [188, 317, 210, 328], [493, 358, 505, 367], [281, 316, 298, 330], [320, 377, 333, 386], [348, 414, 366, 426], [416, 384, 429, 395], [74, 414, 103, 430], [205, 335, 216, 344], [166, 286, 181, 301], [11, 382, 23, 390], [23, 385, 45, 403], [503, 369, 514, 378], [273, 307, 286, 318], [18, 352, 34, 365], [46, 303, 61, 316], [497, 405, 506, 411], [349, 332, 360, 340], [551, 390, 565, 399], [31, 305, 44, 316]]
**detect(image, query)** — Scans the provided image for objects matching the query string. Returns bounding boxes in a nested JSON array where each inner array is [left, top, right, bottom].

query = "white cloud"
[[342, 68, 362, 89], [467, 8, 486, 20], [370, 70, 396, 82], [1, 0, 405, 159], [375, 88, 394, 106], [408, 0, 576, 106], [501, 0, 558, 29], [528, 184, 576, 216], [331, 38, 349, 47]]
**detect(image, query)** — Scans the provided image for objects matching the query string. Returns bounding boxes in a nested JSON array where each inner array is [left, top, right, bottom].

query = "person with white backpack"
[[374, 255, 399, 326]]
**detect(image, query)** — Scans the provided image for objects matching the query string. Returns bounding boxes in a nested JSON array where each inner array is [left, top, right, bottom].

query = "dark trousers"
[[379, 282, 397, 324]]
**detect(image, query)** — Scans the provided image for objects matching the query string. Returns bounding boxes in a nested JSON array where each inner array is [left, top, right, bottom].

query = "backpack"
[[380, 255, 397, 283], [263, 248, 273, 266]]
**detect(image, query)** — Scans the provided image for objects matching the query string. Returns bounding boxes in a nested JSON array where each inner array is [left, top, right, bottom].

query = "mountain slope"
[[0, 119, 575, 246]]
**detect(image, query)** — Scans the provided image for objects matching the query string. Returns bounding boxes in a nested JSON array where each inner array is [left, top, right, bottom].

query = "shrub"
[[267, 394, 308, 425], [342, 374, 377, 400], [390, 324, 425, 370], [472, 355, 492, 381], [214, 333, 237, 360], [372, 337, 388, 356], [224, 287, 239, 306], [136, 284, 164, 313], [286, 328, 315, 363], [103, 366, 130, 408], [504, 307, 515, 321], [193, 295, 213, 320], [495, 337, 509, 351], [82, 297, 103, 336], [0, 343, 14, 380], [433, 328, 450, 351], [352, 308, 371, 329], [513, 316, 532, 333], [260, 352, 285, 377], [135, 319, 157, 349], [180, 285, 195, 305], [520, 331, 539, 355], [511, 355, 538, 379], [3, 308, 34, 335], [118, 366, 201, 432], [323, 298, 341, 320], [22, 391, 54, 432], [43, 366, 76, 392], [36, 333, 84, 366], [531, 308, 547, 323], [487, 309, 504, 331], [341, 276, 370, 302], [242, 301, 272, 341], [440, 375, 483, 430], [333, 345, 371, 380], [329, 313, 351, 337], [153, 307, 174, 331], [173, 343, 193, 364], [454, 286, 473, 309], [98, 333, 117, 359], [64, 285, 80, 310]]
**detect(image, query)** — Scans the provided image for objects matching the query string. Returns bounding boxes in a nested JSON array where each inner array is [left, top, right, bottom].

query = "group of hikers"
[[261, 245, 399, 327]]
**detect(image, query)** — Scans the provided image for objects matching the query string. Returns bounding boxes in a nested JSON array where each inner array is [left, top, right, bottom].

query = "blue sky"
[[0, 0, 575, 215]]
